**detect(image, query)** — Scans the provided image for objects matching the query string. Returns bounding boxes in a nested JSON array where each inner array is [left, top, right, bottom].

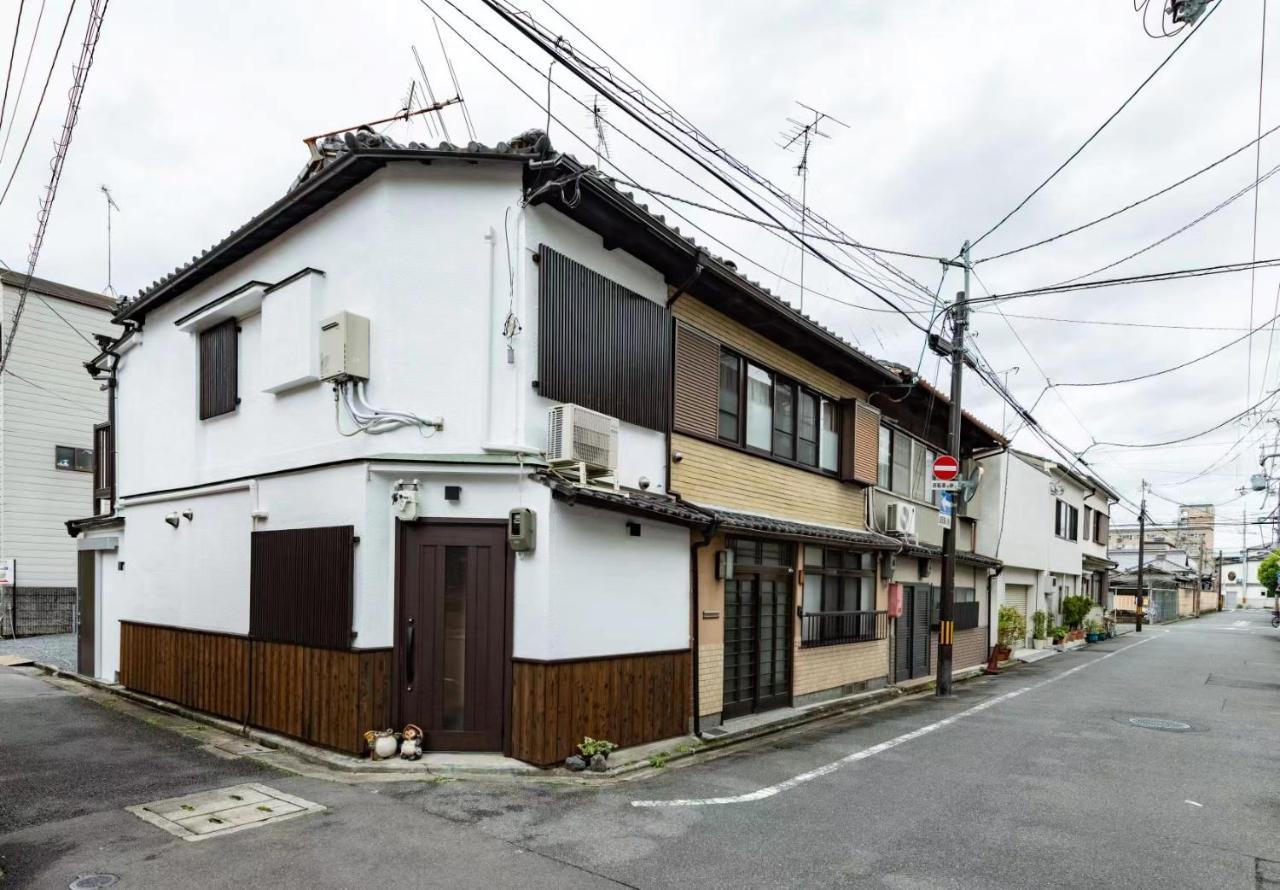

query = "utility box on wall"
[[319, 311, 370, 381]]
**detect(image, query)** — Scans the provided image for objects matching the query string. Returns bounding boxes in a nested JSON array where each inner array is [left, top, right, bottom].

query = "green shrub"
[[578, 737, 616, 758], [1032, 610, 1048, 639], [1061, 595, 1093, 629], [998, 605, 1026, 647]]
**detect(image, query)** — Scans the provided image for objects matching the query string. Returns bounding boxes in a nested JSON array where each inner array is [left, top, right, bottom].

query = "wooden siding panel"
[[510, 651, 691, 767], [853, 401, 881, 485], [250, 526, 355, 650], [673, 323, 719, 438], [671, 433, 865, 529], [120, 621, 390, 755], [536, 244, 672, 432]]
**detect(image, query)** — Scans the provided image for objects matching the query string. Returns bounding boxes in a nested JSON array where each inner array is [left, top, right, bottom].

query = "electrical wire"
[[977, 121, 1280, 265], [0, 0, 78, 210], [0, 0, 26, 136], [968, 257, 1280, 306], [971, 0, 1221, 249], [0, 0, 46, 169], [1085, 388, 1280, 451], [985, 311, 1251, 332], [424, 0, 934, 341], [1052, 308, 1280, 388], [1250, 0, 1270, 404], [507, 0, 942, 303]]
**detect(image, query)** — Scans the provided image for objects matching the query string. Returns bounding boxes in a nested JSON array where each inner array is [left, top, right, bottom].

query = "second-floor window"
[[877, 424, 939, 505], [199, 318, 239, 420], [719, 350, 837, 471], [1082, 507, 1094, 542], [1055, 499, 1079, 541]]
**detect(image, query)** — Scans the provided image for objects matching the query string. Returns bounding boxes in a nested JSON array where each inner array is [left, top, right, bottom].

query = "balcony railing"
[[800, 610, 888, 648]]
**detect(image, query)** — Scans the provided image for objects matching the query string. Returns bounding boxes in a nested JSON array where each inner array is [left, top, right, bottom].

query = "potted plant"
[[1051, 625, 1068, 646], [1031, 610, 1050, 650], [1085, 620, 1101, 643], [996, 605, 1026, 660]]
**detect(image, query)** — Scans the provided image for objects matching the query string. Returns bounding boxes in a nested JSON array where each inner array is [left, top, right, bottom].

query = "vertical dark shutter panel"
[[673, 323, 719, 438], [199, 318, 238, 419], [536, 244, 672, 431], [852, 401, 880, 485], [250, 526, 355, 650], [838, 398, 858, 481]]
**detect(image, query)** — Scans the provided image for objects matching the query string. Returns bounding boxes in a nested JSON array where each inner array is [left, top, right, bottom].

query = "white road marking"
[[632, 632, 1165, 808], [1185, 800, 1203, 807]]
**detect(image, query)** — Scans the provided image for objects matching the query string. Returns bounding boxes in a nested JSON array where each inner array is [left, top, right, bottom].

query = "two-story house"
[[870, 365, 1006, 682], [74, 127, 992, 765], [971, 449, 1117, 647], [0, 272, 115, 641]]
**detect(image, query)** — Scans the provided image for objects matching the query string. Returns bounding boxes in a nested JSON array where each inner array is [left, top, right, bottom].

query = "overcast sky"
[[2, 0, 1274, 551]]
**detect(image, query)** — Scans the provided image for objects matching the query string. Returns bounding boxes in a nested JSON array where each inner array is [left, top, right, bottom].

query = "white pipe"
[[120, 479, 252, 507], [484, 225, 498, 448]]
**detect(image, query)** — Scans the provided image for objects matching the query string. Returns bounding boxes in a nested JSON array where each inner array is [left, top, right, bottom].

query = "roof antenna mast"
[[433, 18, 477, 143], [779, 101, 848, 312], [100, 184, 120, 298]]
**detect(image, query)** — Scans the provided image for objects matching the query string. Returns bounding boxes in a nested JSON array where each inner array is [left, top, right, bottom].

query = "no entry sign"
[[933, 454, 960, 481]]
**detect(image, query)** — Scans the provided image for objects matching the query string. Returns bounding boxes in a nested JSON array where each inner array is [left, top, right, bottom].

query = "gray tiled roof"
[[898, 540, 1002, 570]]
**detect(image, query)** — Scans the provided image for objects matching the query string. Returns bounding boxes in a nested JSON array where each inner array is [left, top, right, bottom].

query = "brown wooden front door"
[[396, 523, 510, 752], [76, 550, 95, 676]]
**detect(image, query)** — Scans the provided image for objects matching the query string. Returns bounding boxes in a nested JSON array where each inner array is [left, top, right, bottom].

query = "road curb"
[[31, 658, 1002, 784]]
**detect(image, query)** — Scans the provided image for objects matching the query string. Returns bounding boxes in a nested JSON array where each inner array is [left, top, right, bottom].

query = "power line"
[[977, 120, 1280, 265], [509, 0, 942, 303], [0, 0, 46, 169], [969, 257, 1280, 306], [1084, 388, 1280, 451], [0, 0, 108, 375], [0, 0, 78, 210], [0, 0, 26, 136], [1052, 306, 1280, 389], [985, 311, 1252, 332], [971, 0, 1221, 249]]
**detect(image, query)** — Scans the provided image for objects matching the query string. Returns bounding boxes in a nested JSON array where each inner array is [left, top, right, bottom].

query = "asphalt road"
[[2, 609, 1278, 889]]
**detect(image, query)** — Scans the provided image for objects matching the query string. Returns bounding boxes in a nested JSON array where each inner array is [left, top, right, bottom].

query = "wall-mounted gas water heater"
[[508, 508, 536, 552]]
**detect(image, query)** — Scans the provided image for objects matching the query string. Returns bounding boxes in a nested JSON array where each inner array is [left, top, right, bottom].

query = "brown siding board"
[[511, 651, 691, 766], [199, 318, 238, 420], [120, 621, 390, 756], [674, 323, 720, 438], [536, 244, 673, 432], [250, 526, 355, 650], [853, 401, 881, 485]]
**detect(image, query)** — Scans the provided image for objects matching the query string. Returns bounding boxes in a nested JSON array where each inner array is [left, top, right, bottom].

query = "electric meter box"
[[508, 508, 536, 552], [319, 311, 370, 381]]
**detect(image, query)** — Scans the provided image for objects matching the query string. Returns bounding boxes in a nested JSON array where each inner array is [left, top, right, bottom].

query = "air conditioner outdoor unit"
[[547, 403, 619, 480], [886, 502, 917, 537]]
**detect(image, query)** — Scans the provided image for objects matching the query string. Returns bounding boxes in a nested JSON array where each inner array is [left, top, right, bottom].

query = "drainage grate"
[[69, 877, 119, 890], [1128, 717, 1193, 732], [1206, 674, 1280, 692], [126, 783, 324, 843]]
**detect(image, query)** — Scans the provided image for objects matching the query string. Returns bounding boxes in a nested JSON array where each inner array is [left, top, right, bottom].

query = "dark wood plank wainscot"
[[510, 649, 691, 767], [119, 620, 391, 755]]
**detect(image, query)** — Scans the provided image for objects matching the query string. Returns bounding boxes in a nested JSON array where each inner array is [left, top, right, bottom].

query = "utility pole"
[[936, 241, 970, 697], [1136, 481, 1146, 633]]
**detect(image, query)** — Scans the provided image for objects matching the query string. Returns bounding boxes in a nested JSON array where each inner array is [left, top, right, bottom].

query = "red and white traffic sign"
[[932, 454, 960, 481]]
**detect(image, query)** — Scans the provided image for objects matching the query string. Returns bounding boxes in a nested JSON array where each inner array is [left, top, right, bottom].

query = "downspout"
[[986, 562, 1004, 658], [689, 517, 718, 739]]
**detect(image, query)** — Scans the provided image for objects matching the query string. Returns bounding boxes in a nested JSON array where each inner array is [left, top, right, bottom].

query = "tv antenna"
[[779, 101, 847, 311], [590, 95, 609, 165], [100, 185, 120, 298]]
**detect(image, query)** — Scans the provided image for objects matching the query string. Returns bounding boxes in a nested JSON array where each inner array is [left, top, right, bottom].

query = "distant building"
[[1218, 549, 1275, 609], [1108, 502, 1215, 588], [0, 272, 115, 635]]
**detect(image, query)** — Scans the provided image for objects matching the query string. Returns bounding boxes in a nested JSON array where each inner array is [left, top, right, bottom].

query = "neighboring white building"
[[1219, 550, 1274, 609], [971, 449, 1117, 646], [0, 272, 115, 636]]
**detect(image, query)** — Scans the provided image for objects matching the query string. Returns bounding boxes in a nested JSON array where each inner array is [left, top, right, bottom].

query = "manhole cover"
[[126, 783, 324, 842], [1128, 717, 1192, 732], [69, 876, 119, 890]]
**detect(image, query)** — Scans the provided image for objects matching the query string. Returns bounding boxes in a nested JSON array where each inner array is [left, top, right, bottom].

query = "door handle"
[[406, 619, 416, 689]]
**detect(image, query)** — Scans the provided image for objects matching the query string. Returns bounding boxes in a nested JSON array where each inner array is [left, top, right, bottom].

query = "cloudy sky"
[[1, 0, 1274, 550]]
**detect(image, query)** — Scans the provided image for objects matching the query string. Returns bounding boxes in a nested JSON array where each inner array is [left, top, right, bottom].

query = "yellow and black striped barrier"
[[939, 620, 954, 646]]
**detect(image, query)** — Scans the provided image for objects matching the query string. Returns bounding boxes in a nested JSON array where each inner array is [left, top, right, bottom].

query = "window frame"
[[877, 422, 943, 508], [716, 348, 840, 476], [198, 317, 240, 420], [801, 546, 881, 646], [1054, 499, 1079, 541], [55, 445, 94, 473]]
